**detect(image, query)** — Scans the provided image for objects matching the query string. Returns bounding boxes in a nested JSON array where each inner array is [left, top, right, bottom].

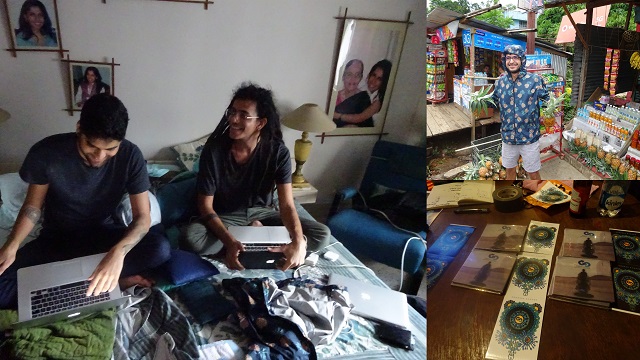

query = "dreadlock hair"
[[209, 82, 282, 143], [78, 93, 129, 141]]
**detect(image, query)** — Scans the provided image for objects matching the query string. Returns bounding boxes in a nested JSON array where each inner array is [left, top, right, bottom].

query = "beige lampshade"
[[281, 103, 336, 133], [0, 108, 9, 123]]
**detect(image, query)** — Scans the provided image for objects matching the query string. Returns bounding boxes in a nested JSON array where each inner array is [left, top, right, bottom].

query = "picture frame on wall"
[[325, 17, 409, 138], [63, 56, 119, 115], [3, 0, 64, 54]]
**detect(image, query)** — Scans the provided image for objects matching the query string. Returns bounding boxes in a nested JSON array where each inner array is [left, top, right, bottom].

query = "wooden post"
[[470, 28, 476, 141], [577, 6, 593, 108], [625, 3, 633, 30], [526, 11, 536, 54]]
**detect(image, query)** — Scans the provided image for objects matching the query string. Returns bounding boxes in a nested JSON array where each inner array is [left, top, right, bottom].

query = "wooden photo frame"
[[3, 0, 66, 56], [156, 0, 213, 9], [63, 56, 119, 115], [324, 16, 410, 138]]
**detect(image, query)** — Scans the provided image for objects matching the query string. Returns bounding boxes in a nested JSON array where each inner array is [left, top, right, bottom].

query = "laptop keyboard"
[[244, 243, 289, 252], [30, 280, 110, 318]]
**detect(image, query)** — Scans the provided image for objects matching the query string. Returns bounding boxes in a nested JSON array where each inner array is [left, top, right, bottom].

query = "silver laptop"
[[14, 253, 128, 329], [228, 226, 291, 250], [228, 226, 291, 269], [328, 273, 410, 329]]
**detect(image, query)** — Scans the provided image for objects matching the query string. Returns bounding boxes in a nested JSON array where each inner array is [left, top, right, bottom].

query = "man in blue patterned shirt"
[[492, 45, 549, 180]]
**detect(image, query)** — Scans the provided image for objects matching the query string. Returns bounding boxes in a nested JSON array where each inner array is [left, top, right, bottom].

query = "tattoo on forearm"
[[121, 243, 135, 255], [21, 205, 41, 224], [201, 213, 219, 222], [121, 221, 147, 255]]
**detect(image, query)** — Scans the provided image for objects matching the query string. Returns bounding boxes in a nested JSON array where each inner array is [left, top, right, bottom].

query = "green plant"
[[470, 86, 496, 116], [540, 92, 568, 119]]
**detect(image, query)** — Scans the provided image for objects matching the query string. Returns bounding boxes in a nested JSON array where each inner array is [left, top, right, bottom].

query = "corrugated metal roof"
[[426, 7, 462, 29], [427, 6, 572, 58]]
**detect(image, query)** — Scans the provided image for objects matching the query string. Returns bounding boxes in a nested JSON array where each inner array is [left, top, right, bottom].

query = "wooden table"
[[427, 181, 640, 360]]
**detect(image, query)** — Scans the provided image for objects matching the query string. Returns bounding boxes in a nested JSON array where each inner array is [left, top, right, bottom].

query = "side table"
[[292, 183, 318, 204]]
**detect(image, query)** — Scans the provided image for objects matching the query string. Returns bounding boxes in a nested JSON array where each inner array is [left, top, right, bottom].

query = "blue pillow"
[[161, 249, 219, 286], [155, 175, 197, 227]]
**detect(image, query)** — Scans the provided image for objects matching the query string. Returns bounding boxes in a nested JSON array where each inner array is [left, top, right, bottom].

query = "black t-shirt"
[[19, 133, 150, 231], [196, 135, 292, 213]]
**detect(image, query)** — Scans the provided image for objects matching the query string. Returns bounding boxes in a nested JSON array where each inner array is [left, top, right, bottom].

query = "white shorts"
[[501, 141, 541, 173]]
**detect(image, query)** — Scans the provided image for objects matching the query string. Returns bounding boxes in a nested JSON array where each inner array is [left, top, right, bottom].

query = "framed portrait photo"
[[4, 0, 62, 51], [326, 18, 408, 136], [67, 61, 114, 112]]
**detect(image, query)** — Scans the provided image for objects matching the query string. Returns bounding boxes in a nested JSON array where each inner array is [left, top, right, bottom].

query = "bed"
[[0, 169, 426, 359]]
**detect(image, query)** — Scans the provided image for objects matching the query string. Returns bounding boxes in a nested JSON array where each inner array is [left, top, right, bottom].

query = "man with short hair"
[[182, 83, 331, 270], [0, 94, 171, 309], [492, 45, 549, 180]]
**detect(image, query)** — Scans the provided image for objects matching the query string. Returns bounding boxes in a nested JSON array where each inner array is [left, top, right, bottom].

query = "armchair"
[[327, 140, 426, 295]]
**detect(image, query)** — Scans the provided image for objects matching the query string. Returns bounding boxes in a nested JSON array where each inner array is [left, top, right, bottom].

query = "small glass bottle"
[[597, 180, 631, 217]]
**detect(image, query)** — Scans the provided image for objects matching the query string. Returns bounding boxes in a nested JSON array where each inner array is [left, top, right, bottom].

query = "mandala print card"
[[612, 266, 640, 315], [506, 254, 553, 300], [474, 224, 527, 253], [427, 224, 475, 258], [522, 221, 559, 255], [609, 229, 640, 268], [451, 249, 517, 294], [548, 256, 614, 308], [485, 298, 545, 360], [559, 229, 615, 262], [426, 253, 455, 290], [523, 180, 572, 209], [486, 254, 552, 360]]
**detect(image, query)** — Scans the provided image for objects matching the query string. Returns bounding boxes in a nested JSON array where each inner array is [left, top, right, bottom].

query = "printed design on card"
[[512, 258, 549, 296], [496, 300, 542, 360], [526, 225, 557, 253], [612, 233, 640, 262], [439, 229, 470, 252], [536, 186, 569, 203], [426, 258, 448, 289], [613, 268, 640, 311]]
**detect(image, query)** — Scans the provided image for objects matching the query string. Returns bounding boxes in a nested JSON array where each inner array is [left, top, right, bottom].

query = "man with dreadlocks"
[[182, 83, 331, 270]]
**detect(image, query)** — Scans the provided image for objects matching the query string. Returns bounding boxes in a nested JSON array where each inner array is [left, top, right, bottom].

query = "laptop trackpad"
[[52, 261, 85, 281]]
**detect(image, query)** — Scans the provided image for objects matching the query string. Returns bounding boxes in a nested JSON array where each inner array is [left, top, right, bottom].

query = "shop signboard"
[[525, 54, 552, 70], [555, 5, 610, 44], [462, 29, 541, 53]]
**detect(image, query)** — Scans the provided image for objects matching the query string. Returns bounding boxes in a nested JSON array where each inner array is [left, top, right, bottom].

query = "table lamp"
[[281, 103, 336, 188], [0, 107, 9, 124]]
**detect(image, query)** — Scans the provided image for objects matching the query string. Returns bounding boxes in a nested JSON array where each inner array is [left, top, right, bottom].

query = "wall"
[[0, 0, 425, 202]]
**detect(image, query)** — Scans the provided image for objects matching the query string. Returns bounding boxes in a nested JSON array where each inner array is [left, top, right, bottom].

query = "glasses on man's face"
[[225, 108, 260, 121], [505, 55, 520, 62]]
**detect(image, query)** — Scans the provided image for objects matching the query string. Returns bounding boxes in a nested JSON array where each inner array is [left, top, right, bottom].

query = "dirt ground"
[[427, 124, 501, 179]]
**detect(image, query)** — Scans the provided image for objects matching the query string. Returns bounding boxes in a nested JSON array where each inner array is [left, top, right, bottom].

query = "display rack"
[[427, 49, 448, 104], [571, 105, 639, 157]]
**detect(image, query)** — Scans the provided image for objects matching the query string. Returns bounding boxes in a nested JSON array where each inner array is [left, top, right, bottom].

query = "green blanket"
[[0, 309, 116, 360]]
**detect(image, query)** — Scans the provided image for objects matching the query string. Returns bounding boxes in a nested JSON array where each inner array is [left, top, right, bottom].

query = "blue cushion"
[[328, 208, 426, 274], [161, 249, 219, 286], [155, 176, 197, 227]]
